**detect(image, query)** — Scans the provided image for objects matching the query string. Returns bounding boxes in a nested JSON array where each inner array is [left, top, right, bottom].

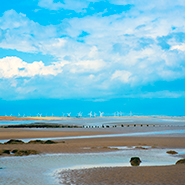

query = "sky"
[[0, 0, 185, 116]]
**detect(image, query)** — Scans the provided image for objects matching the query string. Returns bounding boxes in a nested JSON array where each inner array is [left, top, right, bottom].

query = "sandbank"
[[59, 165, 185, 185], [0, 128, 185, 154]]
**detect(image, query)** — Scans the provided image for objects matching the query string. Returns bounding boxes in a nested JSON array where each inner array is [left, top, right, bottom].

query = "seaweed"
[[175, 159, 185, 165], [166, 150, 178, 155], [44, 140, 57, 144], [28, 139, 58, 144], [13, 150, 39, 156], [4, 139, 24, 144], [28, 140, 45, 144]]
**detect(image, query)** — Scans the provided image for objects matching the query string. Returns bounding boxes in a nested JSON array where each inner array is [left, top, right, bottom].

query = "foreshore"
[[59, 165, 185, 185], [0, 128, 185, 153], [1, 123, 185, 185]]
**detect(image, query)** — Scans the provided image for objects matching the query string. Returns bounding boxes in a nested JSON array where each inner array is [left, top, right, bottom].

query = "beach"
[[59, 165, 185, 185], [0, 117, 185, 185], [0, 129, 185, 153]]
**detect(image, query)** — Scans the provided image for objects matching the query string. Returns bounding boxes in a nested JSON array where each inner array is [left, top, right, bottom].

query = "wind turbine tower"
[[88, 111, 93, 117], [77, 112, 83, 117], [120, 111, 123, 117], [67, 112, 71, 117], [130, 111, 132, 116], [99, 111, 104, 117], [37, 113, 42, 117]]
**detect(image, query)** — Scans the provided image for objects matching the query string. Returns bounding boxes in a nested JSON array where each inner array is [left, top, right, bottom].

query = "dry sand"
[[0, 116, 73, 120]]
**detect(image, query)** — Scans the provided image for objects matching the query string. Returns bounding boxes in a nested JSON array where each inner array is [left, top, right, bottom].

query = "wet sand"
[[0, 128, 111, 140], [0, 127, 185, 185], [59, 165, 185, 185], [0, 128, 185, 153]]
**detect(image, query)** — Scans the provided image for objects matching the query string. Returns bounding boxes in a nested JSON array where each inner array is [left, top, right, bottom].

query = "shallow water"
[[0, 148, 184, 185]]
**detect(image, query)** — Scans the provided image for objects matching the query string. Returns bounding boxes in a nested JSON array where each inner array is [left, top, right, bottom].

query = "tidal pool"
[[0, 148, 184, 185]]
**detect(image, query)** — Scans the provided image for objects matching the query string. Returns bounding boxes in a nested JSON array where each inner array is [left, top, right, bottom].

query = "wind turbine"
[[130, 111, 132, 116], [37, 113, 42, 117], [77, 112, 83, 117], [117, 111, 120, 117], [93, 112, 97, 117], [67, 112, 71, 117], [18, 113, 20, 117], [88, 111, 93, 117], [99, 111, 104, 117], [119, 111, 123, 117]]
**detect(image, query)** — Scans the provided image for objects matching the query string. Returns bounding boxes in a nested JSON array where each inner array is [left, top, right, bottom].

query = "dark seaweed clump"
[[176, 159, 185, 165], [166, 150, 178, 155], [0, 149, 39, 156], [4, 139, 24, 144], [12, 150, 39, 156], [28, 140, 58, 144]]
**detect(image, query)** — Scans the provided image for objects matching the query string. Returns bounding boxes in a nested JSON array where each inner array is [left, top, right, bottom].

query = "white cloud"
[[70, 59, 106, 73], [170, 44, 185, 51], [0, 56, 68, 78], [111, 70, 132, 83]]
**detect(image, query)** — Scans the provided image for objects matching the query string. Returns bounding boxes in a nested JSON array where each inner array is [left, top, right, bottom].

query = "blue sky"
[[0, 0, 185, 116]]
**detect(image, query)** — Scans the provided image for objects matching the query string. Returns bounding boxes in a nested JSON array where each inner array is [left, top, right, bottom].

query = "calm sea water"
[[0, 117, 185, 126]]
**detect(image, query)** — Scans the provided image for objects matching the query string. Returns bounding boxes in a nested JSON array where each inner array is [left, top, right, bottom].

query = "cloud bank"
[[0, 1, 185, 99]]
